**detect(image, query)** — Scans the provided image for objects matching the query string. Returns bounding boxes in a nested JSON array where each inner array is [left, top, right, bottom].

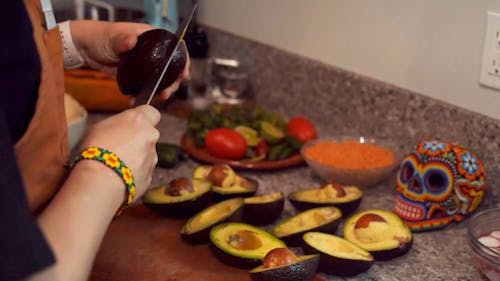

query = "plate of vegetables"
[[181, 105, 317, 170]]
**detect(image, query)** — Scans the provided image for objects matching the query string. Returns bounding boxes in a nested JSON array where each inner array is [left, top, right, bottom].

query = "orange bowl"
[[300, 136, 403, 187]]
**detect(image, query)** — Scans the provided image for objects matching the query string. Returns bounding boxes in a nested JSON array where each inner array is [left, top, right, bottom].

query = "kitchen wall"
[[197, 0, 500, 120]]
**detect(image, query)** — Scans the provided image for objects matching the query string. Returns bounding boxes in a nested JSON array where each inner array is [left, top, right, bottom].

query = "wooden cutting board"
[[90, 205, 325, 281]]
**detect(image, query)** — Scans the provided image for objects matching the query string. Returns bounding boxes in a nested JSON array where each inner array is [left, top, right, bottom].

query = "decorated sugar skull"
[[393, 140, 487, 232]]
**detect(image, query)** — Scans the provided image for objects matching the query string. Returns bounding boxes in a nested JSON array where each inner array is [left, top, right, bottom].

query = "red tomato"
[[254, 139, 269, 157], [285, 116, 317, 144], [204, 128, 248, 160]]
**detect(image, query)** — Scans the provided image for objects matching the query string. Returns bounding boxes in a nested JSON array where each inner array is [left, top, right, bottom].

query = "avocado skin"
[[369, 237, 413, 260], [243, 197, 285, 226], [212, 177, 259, 202], [212, 189, 257, 203], [288, 195, 362, 215], [209, 242, 262, 269], [142, 190, 211, 218], [249, 255, 320, 281], [116, 29, 187, 95], [180, 204, 244, 244], [302, 242, 373, 277]]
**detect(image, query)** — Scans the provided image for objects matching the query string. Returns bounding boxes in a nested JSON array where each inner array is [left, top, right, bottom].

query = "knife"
[[133, 1, 198, 106]]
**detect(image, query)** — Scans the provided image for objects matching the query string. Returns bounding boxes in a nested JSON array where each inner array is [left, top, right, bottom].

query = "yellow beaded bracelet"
[[74, 146, 136, 217]]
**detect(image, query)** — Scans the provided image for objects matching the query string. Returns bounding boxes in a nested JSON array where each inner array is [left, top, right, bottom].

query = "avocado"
[[209, 222, 287, 269], [142, 177, 211, 217], [193, 164, 258, 202], [156, 142, 184, 168], [302, 232, 374, 276], [288, 183, 362, 215], [243, 192, 285, 225], [249, 248, 319, 281], [342, 209, 413, 260], [271, 206, 342, 246], [180, 198, 244, 244], [117, 29, 187, 95]]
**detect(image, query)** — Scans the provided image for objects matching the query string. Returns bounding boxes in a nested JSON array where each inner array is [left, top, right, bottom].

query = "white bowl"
[[65, 93, 88, 150], [301, 135, 402, 187]]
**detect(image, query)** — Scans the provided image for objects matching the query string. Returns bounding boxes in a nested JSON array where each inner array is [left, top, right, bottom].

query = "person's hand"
[[70, 20, 190, 100], [77, 105, 160, 199]]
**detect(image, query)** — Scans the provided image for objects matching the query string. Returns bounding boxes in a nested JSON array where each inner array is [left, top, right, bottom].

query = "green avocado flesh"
[[342, 209, 412, 260], [288, 184, 362, 214], [212, 176, 258, 195], [249, 254, 320, 281], [302, 232, 373, 276], [244, 192, 283, 204], [180, 198, 244, 243], [243, 192, 285, 226], [142, 178, 211, 203], [142, 178, 211, 217], [193, 165, 258, 201], [209, 222, 287, 269], [271, 206, 342, 246]]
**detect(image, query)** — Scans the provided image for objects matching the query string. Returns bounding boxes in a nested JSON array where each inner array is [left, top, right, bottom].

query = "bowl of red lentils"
[[300, 135, 402, 187], [467, 207, 500, 281]]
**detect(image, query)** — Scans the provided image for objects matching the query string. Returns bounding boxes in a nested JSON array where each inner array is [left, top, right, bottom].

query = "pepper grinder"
[[184, 23, 211, 110]]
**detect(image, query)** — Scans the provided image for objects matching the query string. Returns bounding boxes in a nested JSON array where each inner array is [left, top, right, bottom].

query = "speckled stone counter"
[[88, 26, 499, 281]]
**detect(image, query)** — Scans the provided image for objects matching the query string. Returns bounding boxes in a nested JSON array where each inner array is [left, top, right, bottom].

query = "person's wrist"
[[72, 160, 125, 209], [58, 21, 85, 69], [73, 147, 136, 217]]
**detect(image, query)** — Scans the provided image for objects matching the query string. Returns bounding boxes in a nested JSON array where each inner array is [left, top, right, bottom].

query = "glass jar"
[[467, 207, 500, 281]]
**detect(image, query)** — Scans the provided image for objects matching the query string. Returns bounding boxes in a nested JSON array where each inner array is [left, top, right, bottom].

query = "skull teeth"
[[394, 198, 423, 220]]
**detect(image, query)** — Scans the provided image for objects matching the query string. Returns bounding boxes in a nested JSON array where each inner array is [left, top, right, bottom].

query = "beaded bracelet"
[[74, 147, 135, 217]]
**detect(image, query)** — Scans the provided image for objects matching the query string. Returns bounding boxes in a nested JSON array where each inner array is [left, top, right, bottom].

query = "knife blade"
[[133, 1, 198, 106]]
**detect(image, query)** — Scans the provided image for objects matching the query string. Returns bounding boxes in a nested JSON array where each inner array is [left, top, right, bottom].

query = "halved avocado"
[[209, 222, 287, 269], [180, 198, 244, 244], [142, 178, 211, 217], [271, 206, 342, 246], [193, 164, 258, 202], [243, 192, 285, 225], [342, 209, 413, 260], [302, 232, 374, 276], [249, 248, 319, 281], [288, 183, 362, 215], [193, 164, 236, 187], [212, 175, 259, 202]]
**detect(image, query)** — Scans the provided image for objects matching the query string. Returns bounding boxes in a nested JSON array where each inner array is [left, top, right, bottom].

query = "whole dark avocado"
[[116, 29, 187, 95]]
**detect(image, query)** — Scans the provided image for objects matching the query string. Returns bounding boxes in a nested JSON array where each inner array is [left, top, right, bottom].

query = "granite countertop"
[[86, 25, 500, 281], [88, 110, 495, 281]]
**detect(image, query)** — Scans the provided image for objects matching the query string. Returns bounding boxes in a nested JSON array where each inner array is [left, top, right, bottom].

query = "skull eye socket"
[[400, 161, 414, 182], [424, 170, 448, 194]]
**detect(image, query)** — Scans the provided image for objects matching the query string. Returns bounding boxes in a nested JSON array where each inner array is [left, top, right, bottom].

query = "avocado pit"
[[262, 248, 298, 268], [165, 177, 194, 196]]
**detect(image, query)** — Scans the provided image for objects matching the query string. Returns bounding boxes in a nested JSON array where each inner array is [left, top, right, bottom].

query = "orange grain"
[[304, 140, 394, 169]]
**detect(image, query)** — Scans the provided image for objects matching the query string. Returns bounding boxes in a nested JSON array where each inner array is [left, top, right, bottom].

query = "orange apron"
[[15, 0, 70, 213]]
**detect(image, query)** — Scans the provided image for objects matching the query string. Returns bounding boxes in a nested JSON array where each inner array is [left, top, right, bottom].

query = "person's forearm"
[[30, 160, 125, 281]]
